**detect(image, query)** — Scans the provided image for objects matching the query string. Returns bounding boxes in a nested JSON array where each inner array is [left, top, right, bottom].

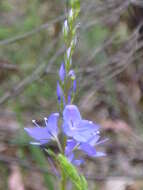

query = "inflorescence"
[[24, 67, 107, 164], [24, 0, 106, 166]]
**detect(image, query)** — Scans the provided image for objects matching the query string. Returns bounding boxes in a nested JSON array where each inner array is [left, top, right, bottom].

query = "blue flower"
[[63, 105, 107, 163], [65, 139, 84, 166], [62, 105, 100, 142], [24, 113, 59, 145], [65, 138, 106, 165]]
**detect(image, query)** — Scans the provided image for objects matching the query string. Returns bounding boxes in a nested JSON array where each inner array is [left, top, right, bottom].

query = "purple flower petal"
[[73, 79, 76, 93], [79, 143, 97, 157], [67, 152, 74, 162], [63, 105, 101, 142], [73, 158, 84, 166], [79, 143, 105, 158], [24, 127, 51, 141], [44, 113, 59, 137], [87, 135, 100, 146], [78, 120, 100, 131], [63, 105, 81, 123], [73, 131, 91, 142], [62, 122, 73, 136], [72, 120, 100, 142], [62, 122, 84, 139], [65, 139, 77, 155], [57, 81, 66, 106], [66, 151, 84, 166], [57, 82, 62, 103]]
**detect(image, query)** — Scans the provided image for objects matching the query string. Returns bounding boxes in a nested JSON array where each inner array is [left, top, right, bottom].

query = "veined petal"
[[88, 135, 100, 146], [78, 120, 100, 132], [24, 127, 51, 141], [63, 105, 81, 123], [79, 143, 97, 157], [73, 132, 91, 142], [65, 139, 77, 155], [62, 122, 73, 137], [70, 120, 99, 142], [79, 143, 106, 158], [45, 113, 59, 137]]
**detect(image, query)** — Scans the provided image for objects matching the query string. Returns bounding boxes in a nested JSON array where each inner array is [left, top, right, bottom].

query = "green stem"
[[55, 137, 63, 153], [60, 170, 66, 190]]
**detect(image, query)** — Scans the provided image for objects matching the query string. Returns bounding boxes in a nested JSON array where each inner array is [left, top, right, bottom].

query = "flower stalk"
[[24, 0, 107, 189], [58, 1, 80, 189]]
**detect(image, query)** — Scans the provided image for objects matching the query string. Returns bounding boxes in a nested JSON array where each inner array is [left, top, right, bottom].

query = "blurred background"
[[0, 0, 143, 189]]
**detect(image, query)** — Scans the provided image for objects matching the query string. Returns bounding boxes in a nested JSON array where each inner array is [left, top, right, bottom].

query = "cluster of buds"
[[57, 63, 76, 110], [57, 0, 80, 110]]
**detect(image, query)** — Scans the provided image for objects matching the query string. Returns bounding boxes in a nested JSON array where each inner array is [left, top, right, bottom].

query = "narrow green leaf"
[[80, 175, 88, 190], [58, 154, 88, 190]]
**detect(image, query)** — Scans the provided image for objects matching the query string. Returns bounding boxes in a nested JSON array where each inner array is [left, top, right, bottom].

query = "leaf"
[[58, 154, 88, 190], [80, 175, 88, 190]]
